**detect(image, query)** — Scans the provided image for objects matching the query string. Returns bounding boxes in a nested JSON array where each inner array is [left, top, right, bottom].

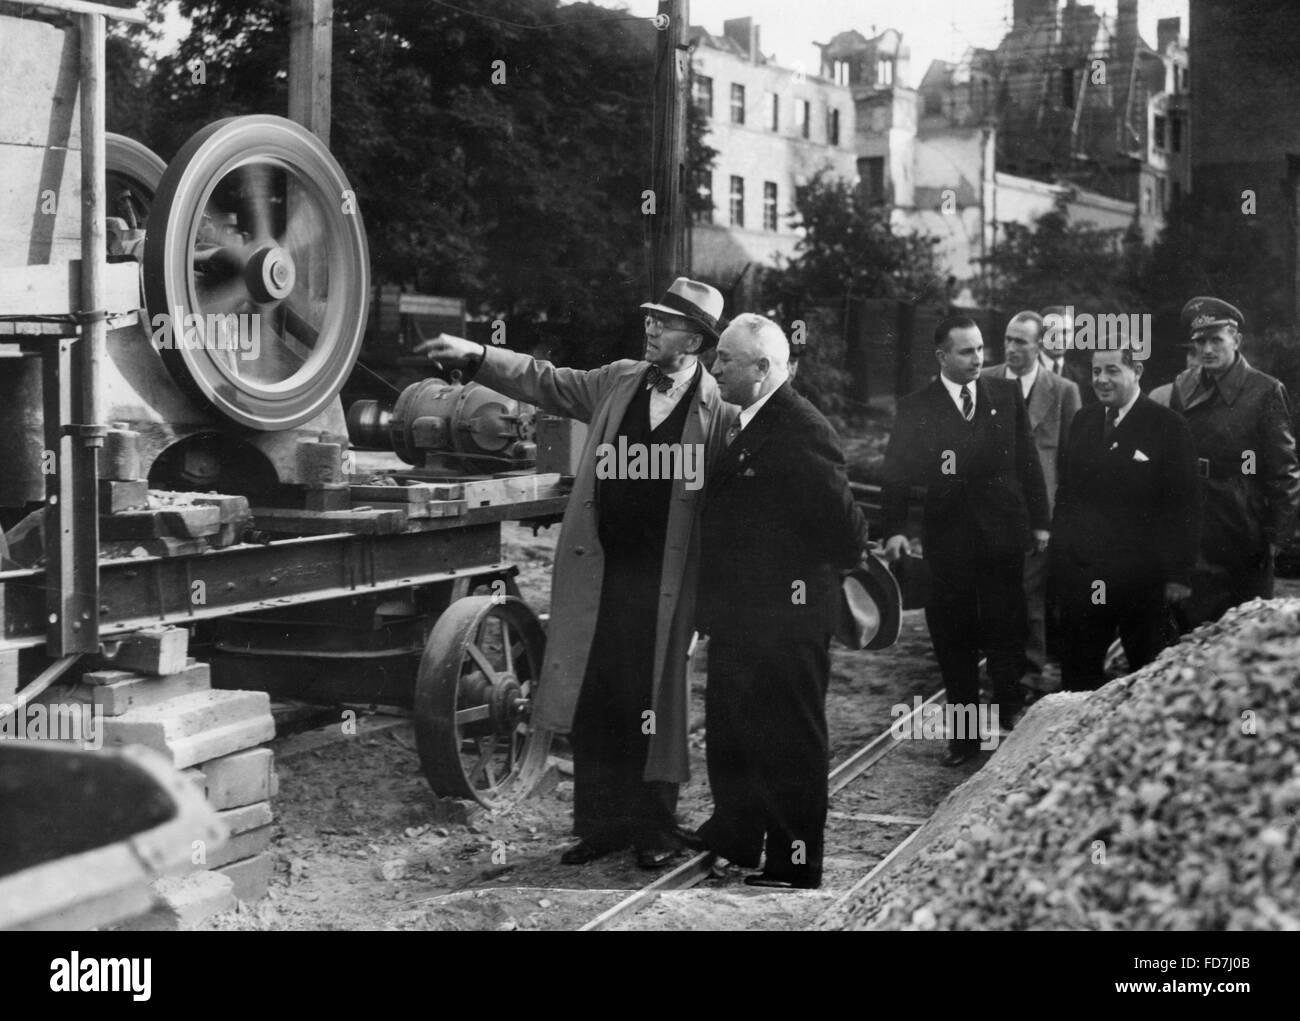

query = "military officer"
[[1170, 297, 1300, 626]]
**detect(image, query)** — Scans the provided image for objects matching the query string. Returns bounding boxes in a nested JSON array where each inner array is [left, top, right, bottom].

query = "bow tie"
[[645, 365, 675, 393]]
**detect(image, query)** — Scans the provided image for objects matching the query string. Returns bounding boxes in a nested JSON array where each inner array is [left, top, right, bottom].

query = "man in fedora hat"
[[419, 278, 734, 869], [1169, 297, 1300, 625], [695, 313, 873, 889]]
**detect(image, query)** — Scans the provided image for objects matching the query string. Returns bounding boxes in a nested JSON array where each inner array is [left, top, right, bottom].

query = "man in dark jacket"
[[696, 313, 870, 889], [1052, 348, 1200, 690], [1170, 297, 1300, 626], [880, 316, 1050, 766]]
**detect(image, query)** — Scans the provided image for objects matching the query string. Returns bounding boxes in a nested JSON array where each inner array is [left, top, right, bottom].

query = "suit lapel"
[[1027, 371, 1052, 429], [929, 377, 968, 430], [711, 382, 792, 485]]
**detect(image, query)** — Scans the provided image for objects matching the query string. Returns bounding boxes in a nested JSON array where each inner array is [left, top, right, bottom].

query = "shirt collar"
[[939, 374, 973, 403], [738, 381, 782, 431], [1111, 388, 1141, 425], [1006, 361, 1039, 392]]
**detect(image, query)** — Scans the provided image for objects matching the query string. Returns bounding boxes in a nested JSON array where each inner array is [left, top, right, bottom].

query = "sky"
[[602, 0, 1190, 87], [152, 1, 1191, 85]]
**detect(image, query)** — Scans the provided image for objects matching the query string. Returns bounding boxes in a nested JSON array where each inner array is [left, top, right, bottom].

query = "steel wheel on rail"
[[414, 595, 551, 807], [142, 115, 369, 431]]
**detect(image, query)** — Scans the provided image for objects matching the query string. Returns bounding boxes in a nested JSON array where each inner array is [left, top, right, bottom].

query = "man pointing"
[[419, 279, 734, 868]]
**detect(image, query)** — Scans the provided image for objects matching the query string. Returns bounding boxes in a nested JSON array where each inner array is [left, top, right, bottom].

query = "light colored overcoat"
[[475, 345, 735, 783], [981, 363, 1081, 515]]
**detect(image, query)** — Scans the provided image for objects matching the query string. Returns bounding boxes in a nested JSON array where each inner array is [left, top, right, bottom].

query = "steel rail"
[[577, 686, 947, 931]]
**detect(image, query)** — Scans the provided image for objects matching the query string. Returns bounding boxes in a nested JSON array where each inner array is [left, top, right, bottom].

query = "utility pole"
[[649, 0, 689, 296]]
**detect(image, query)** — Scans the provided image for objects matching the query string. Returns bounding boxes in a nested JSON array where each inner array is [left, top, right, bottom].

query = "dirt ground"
[[210, 522, 997, 931]]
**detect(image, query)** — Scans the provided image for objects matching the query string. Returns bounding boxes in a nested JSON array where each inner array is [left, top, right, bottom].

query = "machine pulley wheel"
[[106, 132, 166, 230], [414, 595, 550, 807], [143, 115, 370, 431]]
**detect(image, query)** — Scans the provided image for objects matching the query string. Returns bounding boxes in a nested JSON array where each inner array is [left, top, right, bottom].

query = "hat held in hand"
[[836, 553, 903, 651]]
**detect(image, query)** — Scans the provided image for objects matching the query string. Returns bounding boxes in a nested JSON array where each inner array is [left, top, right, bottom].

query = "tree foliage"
[[761, 169, 943, 424], [766, 168, 944, 309], [106, 0, 710, 366], [980, 196, 1143, 314]]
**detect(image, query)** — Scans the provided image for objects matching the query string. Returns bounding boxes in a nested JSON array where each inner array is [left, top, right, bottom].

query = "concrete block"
[[67, 660, 211, 716], [199, 747, 276, 810], [217, 801, 273, 836], [100, 689, 274, 769], [214, 853, 274, 904]]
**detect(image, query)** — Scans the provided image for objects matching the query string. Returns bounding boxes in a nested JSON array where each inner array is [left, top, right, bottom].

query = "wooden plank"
[[0, 260, 139, 316], [252, 506, 408, 535], [350, 482, 439, 504], [460, 473, 563, 508], [0, 649, 18, 703], [289, 0, 332, 146], [16, 0, 148, 23], [98, 479, 148, 513], [362, 499, 465, 520], [105, 626, 190, 676]]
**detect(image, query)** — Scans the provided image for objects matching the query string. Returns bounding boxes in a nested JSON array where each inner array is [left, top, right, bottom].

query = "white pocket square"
[[1132, 449, 1150, 462]]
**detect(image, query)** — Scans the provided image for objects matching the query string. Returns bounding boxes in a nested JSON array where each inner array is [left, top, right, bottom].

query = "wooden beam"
[[0, 260, 139, 317], [25, 0, 147, 25], [289, 0, 332, 146]]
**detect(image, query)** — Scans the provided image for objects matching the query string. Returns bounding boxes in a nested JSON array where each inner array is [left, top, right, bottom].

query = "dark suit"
[[981, 364, 1081, 687], [880, 376, 1049, 748], [1051, 395, 1199, 690], [697, 381, 869, 886]]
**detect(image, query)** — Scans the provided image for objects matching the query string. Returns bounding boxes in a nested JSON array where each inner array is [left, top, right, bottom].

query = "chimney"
[[1116, 0, 1139, 49], [1157, 16, 1181, 51], [723, 17, 760, 63], [1012, 0, 1056, 29]]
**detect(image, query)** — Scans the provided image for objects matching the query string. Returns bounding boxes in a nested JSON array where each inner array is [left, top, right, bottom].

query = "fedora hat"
[[835, 553, 903, 651], [640, 277, 725, 341]]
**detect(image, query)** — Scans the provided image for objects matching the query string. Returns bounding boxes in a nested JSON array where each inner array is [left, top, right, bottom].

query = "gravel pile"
[[828, 598, 1300, 931]]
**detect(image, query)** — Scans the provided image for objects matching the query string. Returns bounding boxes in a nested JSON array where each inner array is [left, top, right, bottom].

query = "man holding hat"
[[1170, 297, 1300, 625], [696, 313, 875, 889], [419, 278, 734, 869]]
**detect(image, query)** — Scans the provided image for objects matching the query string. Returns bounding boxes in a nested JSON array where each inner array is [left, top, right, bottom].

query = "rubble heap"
[[830, 598, 1300, 930]]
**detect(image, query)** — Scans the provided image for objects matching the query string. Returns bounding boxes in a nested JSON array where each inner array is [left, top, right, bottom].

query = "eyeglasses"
[[644, 314, 693, 336]]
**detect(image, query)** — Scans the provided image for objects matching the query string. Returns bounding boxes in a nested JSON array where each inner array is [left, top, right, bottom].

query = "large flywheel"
[[143, 115, 369, 431], [414, 596, 552, 807]]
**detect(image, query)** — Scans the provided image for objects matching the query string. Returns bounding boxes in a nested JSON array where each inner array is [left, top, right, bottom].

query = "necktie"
[[1103, 406, 1117, 442], [725, 424, 740, 447], [644, 365, 674, 394], [961, 384, 974, 422]]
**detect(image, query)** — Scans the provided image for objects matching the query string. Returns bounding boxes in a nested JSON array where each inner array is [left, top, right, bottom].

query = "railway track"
[[575, 688, 946, 931]]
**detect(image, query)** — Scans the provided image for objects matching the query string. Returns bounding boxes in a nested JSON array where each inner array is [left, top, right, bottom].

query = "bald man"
[[696, 314, 870, 889]]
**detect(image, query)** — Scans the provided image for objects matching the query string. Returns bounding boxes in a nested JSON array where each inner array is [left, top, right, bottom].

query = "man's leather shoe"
[[743, 873, 820, 890], [635, 845, 685, 870], [671, 825, 706, 851], [560, 840, 621, 865], [942, 744, 980, 768]]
